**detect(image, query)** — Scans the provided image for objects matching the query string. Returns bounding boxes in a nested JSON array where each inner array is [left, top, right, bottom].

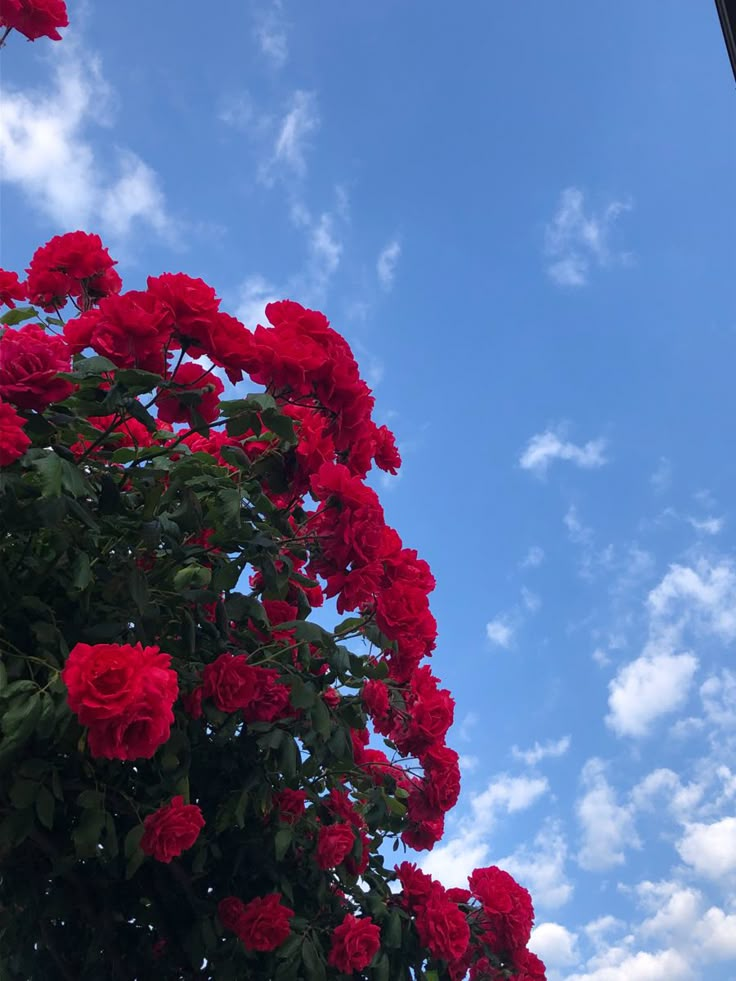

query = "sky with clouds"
[[2, 3, 736, 978]]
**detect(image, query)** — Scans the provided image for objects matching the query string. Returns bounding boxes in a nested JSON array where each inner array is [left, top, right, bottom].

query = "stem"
[[0, 26, 12, 48]]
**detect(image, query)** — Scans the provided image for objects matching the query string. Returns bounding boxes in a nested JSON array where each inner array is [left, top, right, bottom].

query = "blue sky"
[[2, 2, 736, 978]]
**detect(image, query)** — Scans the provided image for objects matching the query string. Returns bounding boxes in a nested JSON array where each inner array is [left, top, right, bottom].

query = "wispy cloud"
[[0, 38, 173, 246], [421, 774, 549, 889], [486, 617, 514, 648], [513, 735, 571, 768], [520, 429, 607, 476], [544, 186, 632, 287], [269, 89, 320, 179], [576, 758, 639, 871], [253, 0, 289, 69], [520, 545, 545, 569], [650, 456, 672, 495], [376, 238, 401, 290]]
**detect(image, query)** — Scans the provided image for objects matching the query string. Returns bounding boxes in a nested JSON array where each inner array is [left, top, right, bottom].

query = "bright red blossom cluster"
[[60, 642, 178, 760], [0, 0, 67, 42], [0, 229, 546, 979]]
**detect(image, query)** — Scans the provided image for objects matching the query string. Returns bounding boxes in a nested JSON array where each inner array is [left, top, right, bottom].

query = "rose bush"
[[0, 232, 547, 980]]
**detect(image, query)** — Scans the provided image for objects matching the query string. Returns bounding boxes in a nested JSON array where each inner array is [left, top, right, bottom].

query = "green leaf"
[[72, 807, 106, 858], [0, 306, 38, 326], [124, 824, 145, 858], [31, 453, 63, 497], [10, 778, 40, 808], [77, 789, 105, 809], [279, 735, 300, 780], [72, 355, 117, 376], [70, 551, 92, 592], [261, 407, 296, 443], [301, 939, 326, 981], [274, 827, 293, 861], [288, 677, 316, 710], [383, 909, 402, 949], [114, 368, 163, 393], [309, 697, 331, 739], [35, 786, 55, 829]]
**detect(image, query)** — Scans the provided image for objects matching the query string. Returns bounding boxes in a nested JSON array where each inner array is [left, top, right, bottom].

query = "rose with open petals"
[[140, 796, 204, 863], [327, 915, 380, 974], [0, 400, 31, 466]]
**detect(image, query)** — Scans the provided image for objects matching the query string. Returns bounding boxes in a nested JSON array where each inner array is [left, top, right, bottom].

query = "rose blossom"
[[327, 914, 380, 973], [0, 399, 31, 466], [235, 893, 294, 952], [140, 796, 204, 863], [316, 822, 356, 870], [0, 0, 68, 41], [0, 323, 74, 411]]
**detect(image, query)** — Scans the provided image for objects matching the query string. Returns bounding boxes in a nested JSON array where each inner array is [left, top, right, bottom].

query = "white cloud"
[[520, 429, 607, 476], [648, 560, 736, 640], [420, 835, 490, 890], [512, 735, 571, 767], [521, 545, 545, 569], [531, 923, 579, 968], [486, 617, 514, 648], [457, 711, 479, 741], [576, 758, 639, 870], [650, 457, 672, 495], [636, 881, 702, 940], [677, 817, 736, 880], [688, 516, 724, 536], [606, 649, 698, 738], [694, 907, 736, 959], [376, 239, 401, 290], [271, 89, 319, 178], [0, 41, 172, 244], [422, 774, 549, 889], [564, 948, 692, 981], [564, 505, 594, 546], [253, 1, 288, 68], [458, 754, 479, 772], [544, 186, 631, 287], [497, 822, 573, 909], [630, 769, 703, 821], [471, 774, 549, 826], [235, 274, 281, 329], [700, 670, 736, 729], [521, 586, 541, 612]]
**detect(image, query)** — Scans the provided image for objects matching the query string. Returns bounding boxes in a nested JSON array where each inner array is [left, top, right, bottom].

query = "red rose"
[[217, 896, 245, 933], [273, 788, 306, 824], [401, 814, 444, 852], [86, 686, 176, 760], [62, 642, 178, 760], [218, 896, 246, 933], [61, 642, 150, 724], [156, 361, 224, 426], [140, 796, 204, 863], [395, 862, 438, 911], [74, 290, 173, 374], [202, 653, 259, 713], [242, 668, 292, 724], [327, 914, 380, 973], [469, 866, 534, 952], [0, 323, 73, 411], [373, 424, 401, 474], [421, 744, 461, 814], [415, 893, 470, 963], [235, 893, 294, 951], [146, 273, 221, 358], [0, 0, 68, 41], [26, 231, 119, 309], [0, 399, 30, 466], [513, 948, 547, 980], [0, 269, 26, 308], [316, 822, 355, 869]]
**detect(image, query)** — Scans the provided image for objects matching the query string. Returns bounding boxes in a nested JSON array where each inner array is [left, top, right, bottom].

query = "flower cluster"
[[60, 642, 178, 760], [0, 0, 68, 43], [0, 230, 545, 980]]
